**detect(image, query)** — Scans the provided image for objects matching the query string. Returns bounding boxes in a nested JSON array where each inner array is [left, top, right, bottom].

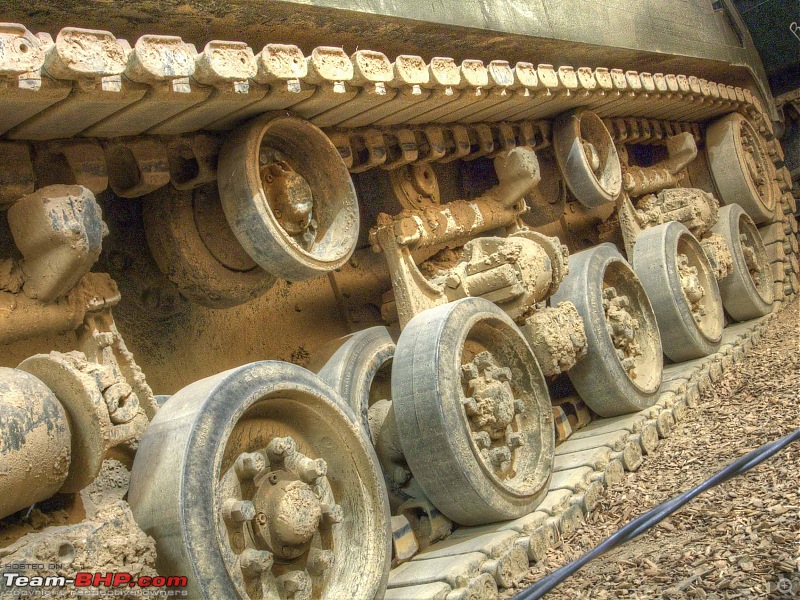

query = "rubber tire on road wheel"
[[553, 109, 622, 208], [706, 112, 776, 224], [128, 361, 390, 600], [218, 113, 359, 281], [143, 184, 275, 308], [710, 203, 774, 321], [311, 326, 395, 439], [633, 221, 724, 362], [392, 297, 554, 526], [551, 243, 663, 417]]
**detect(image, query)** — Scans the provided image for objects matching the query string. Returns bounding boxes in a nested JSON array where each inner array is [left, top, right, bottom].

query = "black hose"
[[513, 427, 800, 599]]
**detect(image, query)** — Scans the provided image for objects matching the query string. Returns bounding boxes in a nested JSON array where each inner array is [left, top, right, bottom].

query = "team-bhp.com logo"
[[3, 572, 188, 596]]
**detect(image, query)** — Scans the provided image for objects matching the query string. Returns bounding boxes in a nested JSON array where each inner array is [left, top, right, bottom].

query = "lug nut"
[[292, 456, 327, 484], [507, 431, 525, 449], [223, 499, 256, 524], [234, 452, 267, 480], [488, 446, 511, 468], [307, 548, 334, 576], [267, 436, 297, 464], [240, 548, 273, 578], [462, 397, 479, 416], [277, 571, 311, 599], [320, 503, 343, 526], [391, 466, 411, 486], [472, 430, 491, 450]]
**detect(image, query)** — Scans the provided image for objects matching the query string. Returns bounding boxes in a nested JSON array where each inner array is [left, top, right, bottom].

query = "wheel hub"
[[740, 233, 760, 274], [462, 351, 526, 477], [260, 155, 316, 240], [739, 123, 768, 196], [582, 140, 601, 174], [220, 436, 342, 596], [602, 286, 642, 376], [252, 477, 322, 559], [677, 253, 707, 322]]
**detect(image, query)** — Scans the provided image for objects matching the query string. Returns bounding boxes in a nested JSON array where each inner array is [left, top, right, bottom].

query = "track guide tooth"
[[433, 60, 514, 124], [337, 55, 429, 128], [311, 50, 396, 128], [502, 64, 561, 121], [0, 25, 72, 136], [377, 57, 461, 126], [466, 62, 538, 123], [406, 59, 488, 125], [8, 28, 136, 140], [0, 25, 767, 147], [84, 35, 204, 138], [148, 40, 262, 135], [288, 46, 358, 120], [209, 43, 314, 130]]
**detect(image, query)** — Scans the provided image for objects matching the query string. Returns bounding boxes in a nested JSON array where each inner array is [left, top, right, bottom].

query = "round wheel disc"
[[310, 326, 395, 438], [218, 113, 360, 282], [553, 109, 622, 207], [128, 361, 391, 600], [710, 204, 774, 321], [551, 243, 663, 417], [633, 222, 724, 362], [706, 112, 777, 224], [392, 297, 554, 526], [143, 183, 275, 308]]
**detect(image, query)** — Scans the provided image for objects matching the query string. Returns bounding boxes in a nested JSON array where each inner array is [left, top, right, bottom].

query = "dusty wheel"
[[311, 327, 415, 508], [128, 361, 390, 600], [710, 204, 774, 321], [633, 222, 724, 362], [218, 113, 359, 281], [706, 112, 777, 224], [311, 326, 394, 440], [553, 109, 622, 207], [143, 183, 275, 308], [392, 297, 554, 526], [551, 243, 662, 417]]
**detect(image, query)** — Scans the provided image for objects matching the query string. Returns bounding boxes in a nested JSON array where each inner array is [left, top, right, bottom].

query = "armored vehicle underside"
[[0, 1, 797, 598]]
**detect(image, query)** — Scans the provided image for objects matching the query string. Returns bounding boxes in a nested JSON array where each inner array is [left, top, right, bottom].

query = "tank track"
[[1, 19, 799, 600], [0, 23, 781, 205]]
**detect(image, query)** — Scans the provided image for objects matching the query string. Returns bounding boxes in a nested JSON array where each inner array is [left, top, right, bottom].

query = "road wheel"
[[633, 221, 724, 362], [710, 203, 774, 320], [128, 361, 391, 599], [143, 183, 275, 308], [392, 297, 554, 526], [553, 109, 622, 207], [218, 113, 359, 281], [706, 112, 777, 224], [551, 243, 662, 417]]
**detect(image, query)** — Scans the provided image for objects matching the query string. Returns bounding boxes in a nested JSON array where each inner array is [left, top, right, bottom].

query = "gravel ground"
[[505, 299, 800, 599]]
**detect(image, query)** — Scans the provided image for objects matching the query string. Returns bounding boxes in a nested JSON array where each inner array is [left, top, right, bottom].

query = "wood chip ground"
[[503, 299, 800, 599]]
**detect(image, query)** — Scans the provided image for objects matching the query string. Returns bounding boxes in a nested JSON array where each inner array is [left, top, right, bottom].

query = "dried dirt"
[[504, 298, 800, 599]]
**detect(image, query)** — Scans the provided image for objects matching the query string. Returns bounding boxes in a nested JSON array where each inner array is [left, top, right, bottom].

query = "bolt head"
[[278, 570, 311, 595], [298, 457, 327, 484], [223, 499, 256, 524], [240, 548, 273, 578], [472, 431, 491, 449], [391, 466, 411, 486], [234, 452, 267, 480], [321, 503, 343, 526], [507, 432, 525, 449], [307, 549, 335, 576]]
